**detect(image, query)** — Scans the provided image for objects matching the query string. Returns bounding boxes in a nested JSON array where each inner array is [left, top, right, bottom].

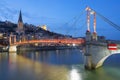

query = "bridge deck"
[[11, 39, 85, 46]]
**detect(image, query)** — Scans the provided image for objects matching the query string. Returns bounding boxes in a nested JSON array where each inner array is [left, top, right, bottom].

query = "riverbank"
[[0, 46, 8, 52]]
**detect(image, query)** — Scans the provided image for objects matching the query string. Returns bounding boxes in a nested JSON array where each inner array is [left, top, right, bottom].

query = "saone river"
[[0, 49, 120, 80]]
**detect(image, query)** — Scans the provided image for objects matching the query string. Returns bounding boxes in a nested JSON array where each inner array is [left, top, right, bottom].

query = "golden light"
[[69, 68, 82, 80]]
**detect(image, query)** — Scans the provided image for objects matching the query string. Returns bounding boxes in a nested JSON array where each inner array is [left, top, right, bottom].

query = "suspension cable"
[[90, 8, 120, 31], [61, 10, 85, 35]]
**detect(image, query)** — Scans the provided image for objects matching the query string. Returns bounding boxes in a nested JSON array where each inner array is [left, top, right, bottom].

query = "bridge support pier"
[[84, 41, 110, 70], [9, 45, 17, 53], [84, 54, 93, 69]]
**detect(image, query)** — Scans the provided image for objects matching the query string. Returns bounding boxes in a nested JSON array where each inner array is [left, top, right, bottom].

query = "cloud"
[[0, 0, 18, 22], [0, 0, 62, 26]]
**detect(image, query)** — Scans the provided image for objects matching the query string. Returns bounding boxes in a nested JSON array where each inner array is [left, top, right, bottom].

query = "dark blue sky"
[[1, 0, 120, 39]]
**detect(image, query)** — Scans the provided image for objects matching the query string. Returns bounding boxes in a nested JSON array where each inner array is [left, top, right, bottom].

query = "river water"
[[0, 49, 120, 80]]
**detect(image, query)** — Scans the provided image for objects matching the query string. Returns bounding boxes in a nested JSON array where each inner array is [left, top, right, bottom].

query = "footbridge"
[[9, 35, 85, 52]]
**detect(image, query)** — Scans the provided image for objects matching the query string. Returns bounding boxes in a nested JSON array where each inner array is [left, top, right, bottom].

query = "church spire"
[[18, 10, 23, 22], [17, 10, 24, 34]]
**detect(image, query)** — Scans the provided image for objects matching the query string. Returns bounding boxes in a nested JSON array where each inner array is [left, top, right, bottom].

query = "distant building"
[[41, 25, 47, 31], [98, 36, 105, 41]]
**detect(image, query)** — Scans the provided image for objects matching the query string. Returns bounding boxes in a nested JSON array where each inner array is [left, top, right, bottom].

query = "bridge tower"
[[85, 7, 98, 42], [92, 12, 97, 41], [9, 33, 17, 53], [84, 7, 100, 69], [85, 6, 92, 41], [9, 33, 16, 45]]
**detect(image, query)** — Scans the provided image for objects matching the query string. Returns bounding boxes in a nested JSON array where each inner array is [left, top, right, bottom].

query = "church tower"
[[16, 10, 24, 34]]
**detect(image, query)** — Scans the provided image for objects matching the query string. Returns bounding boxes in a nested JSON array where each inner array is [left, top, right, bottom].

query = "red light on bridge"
[[108, 44, 117, 50]]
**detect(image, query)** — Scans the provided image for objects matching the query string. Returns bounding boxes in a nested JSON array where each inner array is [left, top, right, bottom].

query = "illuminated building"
[[41, 25, 47, 31]]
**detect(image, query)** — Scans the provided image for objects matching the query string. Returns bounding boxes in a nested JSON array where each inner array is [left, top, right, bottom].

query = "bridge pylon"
[[9, 45, 17, 53], [9, 33, 17, 53], [84, 31, 107, 69], [9, 33, 16, 45]]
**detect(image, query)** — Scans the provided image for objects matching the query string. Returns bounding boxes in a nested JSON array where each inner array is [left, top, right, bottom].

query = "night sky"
[[0, 0, 120, 40]]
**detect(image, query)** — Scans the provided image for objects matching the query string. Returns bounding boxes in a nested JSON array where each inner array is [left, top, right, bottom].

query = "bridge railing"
[[11, 38, 85, 46]]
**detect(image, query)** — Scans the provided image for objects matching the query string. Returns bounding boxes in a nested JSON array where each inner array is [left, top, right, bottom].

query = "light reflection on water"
[[0, 49, 120, 80]]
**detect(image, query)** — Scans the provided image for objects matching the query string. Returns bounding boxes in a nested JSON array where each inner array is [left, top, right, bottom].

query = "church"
[[16, 10, 25, 42]]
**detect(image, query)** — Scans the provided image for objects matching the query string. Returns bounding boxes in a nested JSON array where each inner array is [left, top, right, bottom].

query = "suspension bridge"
[[8, 6, 120, 69]]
